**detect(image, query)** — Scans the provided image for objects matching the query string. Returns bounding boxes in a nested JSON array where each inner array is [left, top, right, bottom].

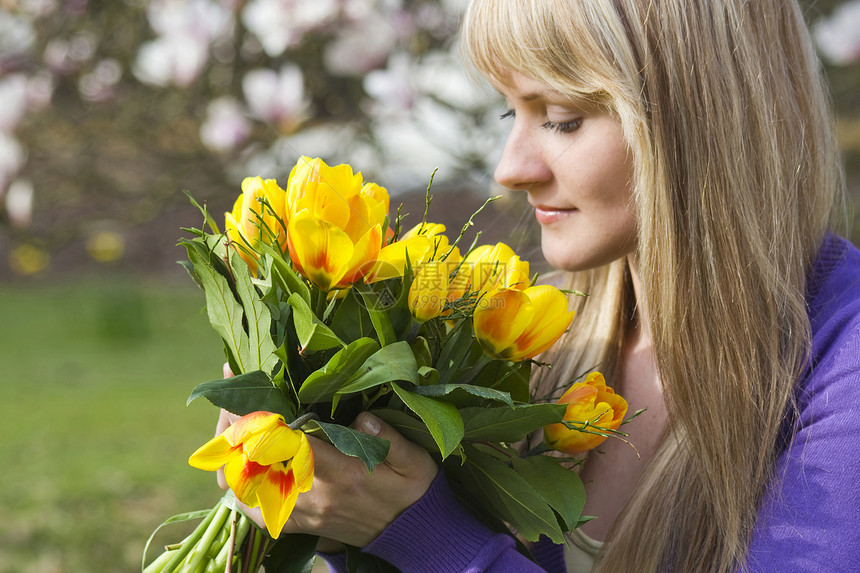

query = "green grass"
[[0, 278, 230, 572]]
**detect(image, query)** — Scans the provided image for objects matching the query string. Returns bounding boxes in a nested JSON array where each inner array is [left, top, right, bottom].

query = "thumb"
[[352, 412, 433, 476]]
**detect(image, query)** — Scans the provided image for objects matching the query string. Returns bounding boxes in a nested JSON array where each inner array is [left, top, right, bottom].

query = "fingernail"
[[360, 413, 382, 436], [223, 363, 232, 378]]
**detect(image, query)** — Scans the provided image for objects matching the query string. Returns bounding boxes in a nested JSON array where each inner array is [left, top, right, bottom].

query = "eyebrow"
[[517, 88, 570, 103]]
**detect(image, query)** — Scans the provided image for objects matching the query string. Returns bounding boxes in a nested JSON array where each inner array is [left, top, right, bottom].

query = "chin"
[[541, 237, 630, 273]]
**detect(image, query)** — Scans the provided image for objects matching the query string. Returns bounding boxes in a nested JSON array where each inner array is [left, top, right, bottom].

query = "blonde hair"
[[462, 1, 844, 571]]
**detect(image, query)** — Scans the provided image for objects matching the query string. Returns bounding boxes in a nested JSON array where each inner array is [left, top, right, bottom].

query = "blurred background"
[[0, 0, 857, 571]]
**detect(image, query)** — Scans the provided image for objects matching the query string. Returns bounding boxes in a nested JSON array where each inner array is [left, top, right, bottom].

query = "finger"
[[215, 408, 233, 436], [215, 409, 235, 491], [352, 412, 437, 477], [223, 362, 233, 378], [303, 433, 367, 481]]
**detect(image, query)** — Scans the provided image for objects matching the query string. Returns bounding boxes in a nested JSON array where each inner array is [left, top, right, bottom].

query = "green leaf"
[[177, 259, 201, 289], [259, 243, 312, 306], [469, 359, 532, 403], [336, 341, 419, 395], [355, 284, 397, 346], [311, 420, 390, 473], [329, 290, 374, 343], [232, 252, 279, 374], [410, 336, 433, 369], [184, 190, 221, 235], [179, 232, 232, 280], [416, 365, 440, 385], [390, 383, 464, 460], [461, 403, 567, 442], [298, 338, 381, 403], [262, 533, 318, 573], [371, 408, 439, 453], [412, 383, 514, 407], [186, 247, 249, 372], [458, 446, 565, 543], [186, 370, 293, 419], [288, 292, 345, 353], [435, 319, 476, 383], [511, 455, 585, 532]]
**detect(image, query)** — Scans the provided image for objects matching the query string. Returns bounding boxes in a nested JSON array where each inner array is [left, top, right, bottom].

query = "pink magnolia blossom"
[[200, 97, 252, 152], [241, 0, 339, 57], [242, 65, 308, 131], [814, 0, 860, 65]]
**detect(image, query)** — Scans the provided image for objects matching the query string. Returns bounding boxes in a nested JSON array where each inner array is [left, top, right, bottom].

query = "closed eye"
[[542, 118, 583, 134], [499, 109, 515, 121]]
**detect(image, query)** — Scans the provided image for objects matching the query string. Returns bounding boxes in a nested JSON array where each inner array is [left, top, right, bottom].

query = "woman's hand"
[[214, 367, 439, 548]]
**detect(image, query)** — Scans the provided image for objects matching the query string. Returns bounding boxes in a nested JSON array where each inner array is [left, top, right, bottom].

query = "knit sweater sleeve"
[[318, 471, 555, 572], [744, 238, 860, 571]]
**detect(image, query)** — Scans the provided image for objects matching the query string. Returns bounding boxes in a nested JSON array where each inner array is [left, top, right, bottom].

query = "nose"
[[494, 122, 552, 191]]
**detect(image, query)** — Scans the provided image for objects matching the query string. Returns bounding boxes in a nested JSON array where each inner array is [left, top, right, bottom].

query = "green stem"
[[142, 547, 176, 573], [182, 502, 232, 572], [213, 513, 251, 572], [244, 530, 273, 573], [363, 384, 390, 410], [289, 411, 319, 430], [159, 504, 221, 572], [524, 442, 552, 457]]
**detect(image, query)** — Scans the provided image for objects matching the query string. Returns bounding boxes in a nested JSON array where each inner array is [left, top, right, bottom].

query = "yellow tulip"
[[225, 176, 289, 272], [472, 285, 574, 361], [409, 260, 449, 322], [465, 242, 530, 298], [288, 210, 382, 291], [364, 222, 451, 283], [283, 156, 389, 290], [189, 411, 314, 538], [543, 372, 628, 455]]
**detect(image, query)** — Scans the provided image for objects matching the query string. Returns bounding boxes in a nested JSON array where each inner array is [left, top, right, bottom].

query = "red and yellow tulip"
[[543, 372, 628, 455], [472, 285, 574, 361], [225, 176, 289, 273], [284, 156, 389, 291], [188, 411, 314, 539]]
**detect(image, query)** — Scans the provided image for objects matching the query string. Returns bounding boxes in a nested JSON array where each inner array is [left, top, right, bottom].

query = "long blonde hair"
[[461, 1, 844, 571]]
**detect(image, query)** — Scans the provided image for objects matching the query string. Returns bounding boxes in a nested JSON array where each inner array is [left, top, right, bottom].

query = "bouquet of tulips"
[[142, 156, 632, 573]]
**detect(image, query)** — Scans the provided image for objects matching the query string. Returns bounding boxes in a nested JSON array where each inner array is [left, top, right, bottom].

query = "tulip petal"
[[401, 222, 447, 244], [243, 425, 303, 466], [224, 456, 267, 507], [473, 289, 535, 358], [409, 261, 449, 322], [469, 243, 518, 295], [256, 464, 300, 538], [290, 433, 315, 492], [223, 411, 279, 446], [559, 383, 598, 407], [288, 211, 354, 291], [507, 285, 575, 360], [366, 236, 432, 282], [188, 435, 240, 471], [337, 224, 382, 287]]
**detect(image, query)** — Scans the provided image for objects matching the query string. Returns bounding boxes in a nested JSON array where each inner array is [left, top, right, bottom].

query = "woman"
[[229, 1, 860, 571]]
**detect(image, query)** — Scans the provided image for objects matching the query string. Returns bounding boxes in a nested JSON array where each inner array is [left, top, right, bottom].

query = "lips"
[[533, 204, 578, 225]]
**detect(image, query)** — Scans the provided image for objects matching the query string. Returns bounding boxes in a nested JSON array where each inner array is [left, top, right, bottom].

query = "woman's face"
[[494, 72, 637, 272]]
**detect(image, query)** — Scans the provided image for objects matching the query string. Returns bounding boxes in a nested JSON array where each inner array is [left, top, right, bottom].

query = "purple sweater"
[[322, 234, 860, 573]]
